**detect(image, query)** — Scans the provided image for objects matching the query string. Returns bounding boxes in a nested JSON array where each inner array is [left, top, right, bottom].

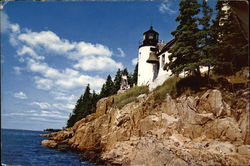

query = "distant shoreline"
[[1, 128, 43, 132]]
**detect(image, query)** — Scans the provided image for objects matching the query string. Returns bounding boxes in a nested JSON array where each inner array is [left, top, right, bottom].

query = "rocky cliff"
[[40, 88, 249, 165]]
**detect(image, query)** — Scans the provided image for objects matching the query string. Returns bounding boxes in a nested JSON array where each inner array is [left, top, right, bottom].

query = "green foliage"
[[166, 0, 201, 76], [197, 0, 216, 77], [66, 84, 99, 128], [153, 76, 180, 101], [114, 69, 122, 92], [166, 0, 248, 79], [114, 86, 149, 109], [211, 1, 248, 75], [131, 63, 138, 86], [100, 75, 115, 98], [67, 66, 139, 127]]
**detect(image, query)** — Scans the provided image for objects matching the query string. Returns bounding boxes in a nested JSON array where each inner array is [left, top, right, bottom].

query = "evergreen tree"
[[122, 68, 129, 76], [211, 1, 248, 75], [99, 75, 115, 98], [67, 94, 83, 127], [131, 63, 138, 86], [90, 90, 98, 114], [80, 84, 92, 118], [166, 0, 201, 77], [99, 83, 107, 99], [106, 75, 115, 95], [67, 84, 96, 128], [114, 69, 122, 92], [197, 0, 215, 77]]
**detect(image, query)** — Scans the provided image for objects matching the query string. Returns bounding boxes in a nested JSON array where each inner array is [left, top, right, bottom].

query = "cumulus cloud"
[[17, 45, 44, 60], [3, 9, 123, 93], [159, 0, 177, 14], [132, 58, 138, 65], [50, 91, 76, 102], [27, 59, 61, 78], [15, 30, 123, 72], [117, 48, 125, 57], [34, 76, 54, 90], [74, 56, 123, 71], [4, 11, 123, 126], [14, 91, 27, 99], [1, 11, 20, 33], [29, 60, 106, 90]]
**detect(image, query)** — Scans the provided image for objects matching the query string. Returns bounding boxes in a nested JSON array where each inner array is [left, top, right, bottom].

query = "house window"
[[162, 54, 165, 67]]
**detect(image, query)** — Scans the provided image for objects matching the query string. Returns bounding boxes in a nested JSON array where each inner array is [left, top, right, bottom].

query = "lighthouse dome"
[[140, 26, 159, 47]]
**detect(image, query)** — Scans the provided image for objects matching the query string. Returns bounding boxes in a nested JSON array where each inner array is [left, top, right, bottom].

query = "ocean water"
[[1, 129, 95, 166]]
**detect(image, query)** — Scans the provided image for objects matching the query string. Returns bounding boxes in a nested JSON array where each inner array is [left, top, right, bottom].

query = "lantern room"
[[140, 26, 159, 47]]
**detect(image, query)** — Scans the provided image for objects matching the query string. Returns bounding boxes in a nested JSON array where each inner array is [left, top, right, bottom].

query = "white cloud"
[[15, 30, 123, 72], [29, 60, 106, 90], [18, 31, 75, 54], [17, 30, 113, 58], [159, 0, 177, 14], [3, 11, 125, 128], [55, 74, 105, 89], [14, 91, 27, 99], [74, 56, 123, 71], [117, 48, 125, 57], [50, 91, 76, 102], [27, 59, 61, 78], [132, 58, 138, 65], [30, 102, 51, 109], [17, 45, 44, 60], [1, 11, 20, 34], [34, 76, 54, 90]]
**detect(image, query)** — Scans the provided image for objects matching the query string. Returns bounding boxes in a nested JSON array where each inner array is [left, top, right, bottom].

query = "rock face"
[[41, 89, 250, 166]]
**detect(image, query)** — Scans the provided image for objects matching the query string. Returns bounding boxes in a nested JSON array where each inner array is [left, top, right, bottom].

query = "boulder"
[[198, 89, 231, 117], [41, 140, 57, 148]]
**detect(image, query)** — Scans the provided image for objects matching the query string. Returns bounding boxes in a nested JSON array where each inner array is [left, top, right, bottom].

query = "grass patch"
[[153, 76, 181, 101], [114, 86, 149, 109]]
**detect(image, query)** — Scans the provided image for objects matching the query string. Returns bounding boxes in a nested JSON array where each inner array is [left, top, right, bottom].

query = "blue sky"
[[1, 0, 215, 131]]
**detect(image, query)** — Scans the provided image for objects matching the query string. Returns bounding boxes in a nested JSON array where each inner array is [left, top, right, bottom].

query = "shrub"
[[114, 86, 149, 109], [153, 76, 180, 101]]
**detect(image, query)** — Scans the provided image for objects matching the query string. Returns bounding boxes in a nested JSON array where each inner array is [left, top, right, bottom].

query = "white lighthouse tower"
[[137, 26, 159, 86]]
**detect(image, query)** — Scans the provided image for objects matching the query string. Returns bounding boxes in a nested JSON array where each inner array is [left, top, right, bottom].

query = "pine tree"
[[67, 94, 83, 127], [114, 69, 122, 93], [99, 75, 115, 98], [166, 0, 201, 77], [99, 83, 107, 99], [131, 63, 138, 86], [211, 1, 248, 75], [197, 0, 215, 77], [66, 84, 95, 128], [122, 68, 129, 76], [105, 75, 115, 95], [90, 90, 98, 114]]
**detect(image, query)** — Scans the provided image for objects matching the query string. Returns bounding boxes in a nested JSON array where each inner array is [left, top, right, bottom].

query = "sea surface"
[[1, 128, 95, 166]]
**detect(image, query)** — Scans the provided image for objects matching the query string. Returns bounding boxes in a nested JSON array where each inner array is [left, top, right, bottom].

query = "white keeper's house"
[[137, 26, 176, 90]]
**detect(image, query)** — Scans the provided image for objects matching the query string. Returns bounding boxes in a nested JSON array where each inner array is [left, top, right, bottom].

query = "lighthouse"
[[137, 26, 159, 86]]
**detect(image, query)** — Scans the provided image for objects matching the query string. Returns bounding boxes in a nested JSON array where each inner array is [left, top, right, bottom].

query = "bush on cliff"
[[114, 86, 149, 109], [153, 76, 180, 101]]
